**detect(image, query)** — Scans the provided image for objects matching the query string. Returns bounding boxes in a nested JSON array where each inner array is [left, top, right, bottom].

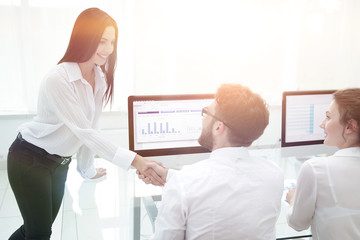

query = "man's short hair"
[[215, 84, 269, 147]]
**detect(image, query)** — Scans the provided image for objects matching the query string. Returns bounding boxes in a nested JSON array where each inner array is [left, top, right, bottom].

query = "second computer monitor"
[[281, 90, 336, 147]]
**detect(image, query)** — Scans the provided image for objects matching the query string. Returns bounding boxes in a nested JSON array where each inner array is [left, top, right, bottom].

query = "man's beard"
[[198, 121, 214, 151]]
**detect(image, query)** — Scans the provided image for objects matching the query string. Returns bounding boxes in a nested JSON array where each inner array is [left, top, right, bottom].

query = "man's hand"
[[132, 155, 167, 186]]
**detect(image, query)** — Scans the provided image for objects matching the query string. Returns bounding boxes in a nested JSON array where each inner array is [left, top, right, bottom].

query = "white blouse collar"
[[333, 147, 360, 157]]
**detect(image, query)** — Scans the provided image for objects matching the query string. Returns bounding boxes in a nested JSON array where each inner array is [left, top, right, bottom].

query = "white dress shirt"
[[287, 147, 360, 240], [151, 147, 284, 240], [18, 62, 135, 178]]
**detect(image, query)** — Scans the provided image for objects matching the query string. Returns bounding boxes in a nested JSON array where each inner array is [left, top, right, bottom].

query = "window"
[[1, 0, 359, 114]]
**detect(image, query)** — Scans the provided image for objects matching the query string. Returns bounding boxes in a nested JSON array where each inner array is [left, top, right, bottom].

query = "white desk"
[[61, 147, 337, 239]]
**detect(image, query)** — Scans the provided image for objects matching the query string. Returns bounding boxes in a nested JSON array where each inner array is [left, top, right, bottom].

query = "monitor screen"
[[128, 94, 214, 156], [281, 90, 335, 147]]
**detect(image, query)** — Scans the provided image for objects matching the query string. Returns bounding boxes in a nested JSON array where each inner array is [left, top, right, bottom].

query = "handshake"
[[132, 155, 168, 186]]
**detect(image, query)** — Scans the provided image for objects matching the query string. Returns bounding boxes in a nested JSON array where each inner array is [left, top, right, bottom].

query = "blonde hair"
[[215, 84, 269, 147]]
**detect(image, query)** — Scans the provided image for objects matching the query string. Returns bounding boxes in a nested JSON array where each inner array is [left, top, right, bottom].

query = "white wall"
[[131, 0, 360, 102]]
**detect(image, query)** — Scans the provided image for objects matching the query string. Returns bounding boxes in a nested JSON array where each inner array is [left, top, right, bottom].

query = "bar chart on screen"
[[136, 109, 202, 143], [286, 104, 315, 134], [285, 98, 329, 143]]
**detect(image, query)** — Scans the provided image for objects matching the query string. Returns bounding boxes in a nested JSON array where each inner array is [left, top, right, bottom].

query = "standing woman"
[[286, 88, 360, 240], [7, 8, 165, 240]]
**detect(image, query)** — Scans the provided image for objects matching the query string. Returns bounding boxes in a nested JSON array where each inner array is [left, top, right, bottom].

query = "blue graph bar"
[[309, 104, 314, 134], [142, 121, 179, 135]]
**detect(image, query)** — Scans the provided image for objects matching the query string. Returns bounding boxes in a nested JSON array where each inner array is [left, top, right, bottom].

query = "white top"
[[151, 147, 284, 240], [287, 147, 360, 240], [18, 62, 135, 178]]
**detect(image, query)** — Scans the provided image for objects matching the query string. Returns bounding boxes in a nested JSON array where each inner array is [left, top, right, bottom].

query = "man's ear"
[[212, 121, 226, 136], [345, 119, 358, 134]]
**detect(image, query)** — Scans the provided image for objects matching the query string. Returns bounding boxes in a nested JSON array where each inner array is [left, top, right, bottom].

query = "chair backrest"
[[142, 196, 158, 232]]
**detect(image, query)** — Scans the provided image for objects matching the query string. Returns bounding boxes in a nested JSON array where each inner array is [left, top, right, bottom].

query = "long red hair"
[[59, 8, 118, 106]]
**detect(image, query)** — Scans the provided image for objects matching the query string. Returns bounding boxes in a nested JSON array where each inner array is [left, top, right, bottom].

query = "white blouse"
[[18, 62, 135, 178], [287, 147, 360, 240]]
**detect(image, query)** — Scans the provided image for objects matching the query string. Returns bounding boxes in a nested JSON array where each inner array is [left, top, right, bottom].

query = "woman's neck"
[[337, 138, 360, 149], [78, 62, 94, 80], [78, 62, 95, 92]]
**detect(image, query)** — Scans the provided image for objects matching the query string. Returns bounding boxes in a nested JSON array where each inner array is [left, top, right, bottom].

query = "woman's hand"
[[90, 168, 107, 179], [286, 187, 296, 206]]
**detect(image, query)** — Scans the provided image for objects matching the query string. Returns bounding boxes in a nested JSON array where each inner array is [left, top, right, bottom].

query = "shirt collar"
[[333, 147, 360, 157], [210, 147, 250, 161], [60, 62, 106, 91], [61, 62, 82, 82]]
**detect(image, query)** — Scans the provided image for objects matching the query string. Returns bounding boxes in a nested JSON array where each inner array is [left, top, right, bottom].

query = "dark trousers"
[[7, 137, 70, 240]]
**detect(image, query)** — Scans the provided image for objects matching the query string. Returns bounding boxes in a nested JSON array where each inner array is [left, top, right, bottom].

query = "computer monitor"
[[281, 90, 336, 148], [128, 94, 214, 157]]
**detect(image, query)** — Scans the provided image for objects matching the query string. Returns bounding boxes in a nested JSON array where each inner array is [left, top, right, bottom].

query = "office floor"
[[0, 153, 312, 240]]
